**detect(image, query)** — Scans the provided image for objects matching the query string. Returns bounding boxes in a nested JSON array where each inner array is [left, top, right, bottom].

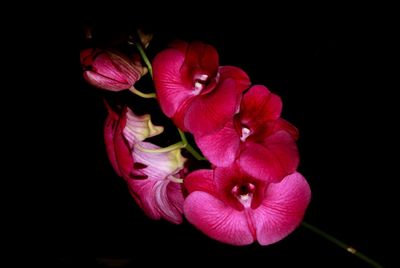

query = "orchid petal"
[[195, 121, 240, 167], [153, 48, 192, 118], [184, 78, 240, 136], [239, 131, 299, 183], [184, 191, 254, 245], [254, 172, 311, 245]]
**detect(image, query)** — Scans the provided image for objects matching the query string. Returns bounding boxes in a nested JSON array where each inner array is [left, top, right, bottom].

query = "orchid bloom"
[[184, 165, 311, 245], [196, 85, 299, 183], [104, 103, 186, 224], [152, 41, 250, 134], [81, 48, 144, 91]]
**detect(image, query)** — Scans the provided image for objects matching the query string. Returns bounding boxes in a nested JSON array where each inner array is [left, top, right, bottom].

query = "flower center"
[[240, 127, 252, 142], [193, 74, 210, 94], [232, 183, 255, 208]]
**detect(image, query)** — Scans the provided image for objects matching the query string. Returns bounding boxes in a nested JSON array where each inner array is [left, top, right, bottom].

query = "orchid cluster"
[[80, 37, 311, 246]]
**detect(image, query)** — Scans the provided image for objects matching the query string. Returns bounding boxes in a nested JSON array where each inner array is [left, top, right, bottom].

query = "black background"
[[52, 6, 395, 267]]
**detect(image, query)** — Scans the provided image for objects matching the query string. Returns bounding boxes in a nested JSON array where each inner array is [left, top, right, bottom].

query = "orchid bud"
[[80, 48, 144, 91]]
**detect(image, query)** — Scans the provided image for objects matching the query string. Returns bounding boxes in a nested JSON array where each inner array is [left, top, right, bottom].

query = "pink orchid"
[[81, 48, 144, 91], [196, 85, 299, 183], [104, 104, 186, 224], [152, 41, 250, 134], [184, 165, 311, 246]]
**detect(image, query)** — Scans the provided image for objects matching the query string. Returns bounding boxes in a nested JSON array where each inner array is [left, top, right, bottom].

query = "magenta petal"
[[253, 172, 311, 245], [184, 78, 240, 136], [82, 49, 142, 91], [154, 181, 183, 224], [195, 121, 240, 167], [273, 118, 299, 140], [240, 85, 282, 125], [127, 179, 184, 224], [127, 141, 185, 224], [239, 131, 299, 183], [127, 179, 161, 220], [133, 141, 185, 180], [84, 71, 130, 91], [153, 49, 193, 118], [219, 66, 251, 93], [184, 191, 254, 245], [171, 100, 192, 131], [184, 169, 215, 194], [184, 42, 219, 78], [103, 104, 133, 179], [113, 115, 133, 180], [166, 181, 184, 216], [104, 109, 121, 176]]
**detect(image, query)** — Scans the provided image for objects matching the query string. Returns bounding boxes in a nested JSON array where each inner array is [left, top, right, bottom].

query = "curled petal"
[[103, 104, 133, 179], [133, 142, 186, 179], [154, 180, 184, 224], [104, 109, 122, 176], [127, 170, 185, 224], [127, 179, 160, 220], [123, 108, 164, 147]]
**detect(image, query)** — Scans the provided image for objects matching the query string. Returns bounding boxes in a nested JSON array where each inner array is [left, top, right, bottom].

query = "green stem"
[[129, 87, 156, 99], [178, 129, 188, 146], [301, 222, 383, 268], [135, 142, 185, 153], [186, 143, 206, 161], [177, 129, 206, 161], [135, 42, 153, 78]]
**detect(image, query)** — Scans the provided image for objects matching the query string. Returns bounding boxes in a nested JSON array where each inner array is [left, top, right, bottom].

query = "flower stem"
[[301, 222, 383, 268], [178, 129, 188, 146], [177, 129, 206, 161], [129, 86, 156, 99], [186, 143, 206, 161], [135, 42, 153, 78]]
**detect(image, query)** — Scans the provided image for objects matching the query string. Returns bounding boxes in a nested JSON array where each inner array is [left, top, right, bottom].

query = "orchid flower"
[[184, 165, 311, 245], [196, 85, 299, 183], [153, 41, 250, 134]]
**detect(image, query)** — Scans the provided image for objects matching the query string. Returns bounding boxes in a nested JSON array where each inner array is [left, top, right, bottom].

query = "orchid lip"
[[193, 73, 210, 94], [240, 127, 252, 142], [232, 183, 255, 208]]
